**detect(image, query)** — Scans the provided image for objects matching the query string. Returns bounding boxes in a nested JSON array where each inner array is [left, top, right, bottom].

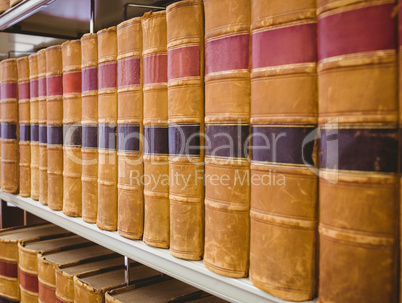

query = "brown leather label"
[[47, 75, 63, 97], [0, 259, 17, 278], [38, 281, 56, 303], [63, 71, 82, 94], [168, 124, 200, 157], [19, 269, 38, 293], [1, 123, 17, 140]]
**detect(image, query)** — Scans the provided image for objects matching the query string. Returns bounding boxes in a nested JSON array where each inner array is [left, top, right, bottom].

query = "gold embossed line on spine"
[[97, 27, 118, 231], [203, 0, 251, 278], [62, 40, 83, 217], [1, 58, 19, 194], [317, 1, 399, 303], [117, 17, 144, 240], [46, 46, 64, 211], [29, 54, 40, 201], [81, 33, 98, 224], [17, 56, 31, 197], [249, 1, 317, 300], [166, 0, 204, 261], [141, 11, 169, 248]]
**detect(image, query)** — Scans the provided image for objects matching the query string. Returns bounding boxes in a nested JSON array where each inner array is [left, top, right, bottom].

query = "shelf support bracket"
[[124, 256, 130, 285]]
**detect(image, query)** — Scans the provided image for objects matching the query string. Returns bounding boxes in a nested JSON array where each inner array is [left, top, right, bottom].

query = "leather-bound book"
[[318, 1, 399, 303], [37, 245, 115, 303], [29, 54, 40, 201], [81, 33, 98, 224], [166, 0, 204, 261], [62, 40, 82, 217], [0, 224, 68, 302], [55, 256, 123, 303], [116, 17, 143, 240], [0, 1, 9, 13], [97, 26, 118, 231], [141, 10, 169, 248], [249, 0, 317, 300], [203, 0, 251, 278], [1, 58, 19, 194], [17, 56, 31, 197], [74, 264, 162, 302], [18, 235, 90, 303], [37, 49, 48, 205], [46, 45, 64, 211]]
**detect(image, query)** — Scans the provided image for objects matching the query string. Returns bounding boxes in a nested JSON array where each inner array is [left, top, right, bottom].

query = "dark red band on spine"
[[38, 281, 56, 303], [143, 54, 168, 85], [18, 82, 30, 100], [82, 67, 98, 92], [30, 79, 38, 99], [0, 260, 18, 278], [47, 75, 63, 97], [63, 71, 82, 94], [19, 269, 38, 293], [205, 34, 249, 74], [38, 77, 47, 97], [118, 57, 140, 87], [1, 83, 17, 99], [99, 62, 117, 90], [318, 3, 396, 60], [252, 23, 317, 68], [168, 46, 200, 80]]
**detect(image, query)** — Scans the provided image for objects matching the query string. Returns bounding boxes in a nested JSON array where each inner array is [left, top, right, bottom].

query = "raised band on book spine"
[[97, 26, 118, 231], [167, 0, 205, 261], [142, 10, 169, 248], [62, 40, 83, 217], [116, 17, 144, 240]]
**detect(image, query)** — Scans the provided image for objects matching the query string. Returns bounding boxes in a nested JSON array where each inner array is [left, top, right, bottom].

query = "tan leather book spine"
[[17, 56, 31, 198], [249, 1, 317, 300], [81, 33, 98, 224], [37, 49, 48, 205], [116, 17, 143, 239], [97, 27, 118, 231], [0, 0, 9, 13], [318, 1, 399, 303], [203, 0, 251, 278], [0, 75, 2, 191], [141, 11, 169, 248], [46, 45, 64, 211], [29, 54, 40, 201], [166, 0, 204, 260], [1, 58, 19, 194], [62, 40, 82, 217]]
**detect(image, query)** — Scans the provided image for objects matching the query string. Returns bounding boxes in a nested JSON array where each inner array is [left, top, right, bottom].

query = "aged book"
[[0, 1, 9, 13], [17, 56, 31, 197], [46, 45, 64, 210], [166, 0, 204, 260], [37, 49, 48, 205], [29, 54, 40, 201], [18, 235, 90, 302], [116, 17, 144, 240], [37, 245, 115, 303], [97, 26, 118, 231], [62, 40, 83, 217], [203, 0, 251, 278], [0, 224, 68, 302], [141, 10, 169, 248], [249, 0, 317, 300], [81, 33, 98, 223], [74, 264, 162, 302], [318, 1, 399, 303], [1, 58, 19, 194], [55, 256, 123, 303]]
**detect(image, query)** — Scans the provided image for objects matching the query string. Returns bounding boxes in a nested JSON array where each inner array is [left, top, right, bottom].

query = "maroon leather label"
[[30, 79, 38, 99], [144, 54, 168, 85], [168, 45, 200, 80], [47, 75, 63, 97], [318, 3, 396, 60], [63, 71, 82, 94], [118, 57, 140, 87], [38, 281, 56, 303], [205, 34, 249, 74], [99, 62, 117, 89], [1, 82, 17, 99], [38, 77, 47, 97], [252, 23, 317, 68], [18, 82, 30, 100], [82, 67, 98, 92], [0, 260, 18, 278], [19, 269, 38, 293]]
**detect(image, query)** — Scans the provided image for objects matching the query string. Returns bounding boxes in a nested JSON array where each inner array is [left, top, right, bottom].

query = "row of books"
[[0, 0, 400, 302], [0, 223, 227, 303]]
